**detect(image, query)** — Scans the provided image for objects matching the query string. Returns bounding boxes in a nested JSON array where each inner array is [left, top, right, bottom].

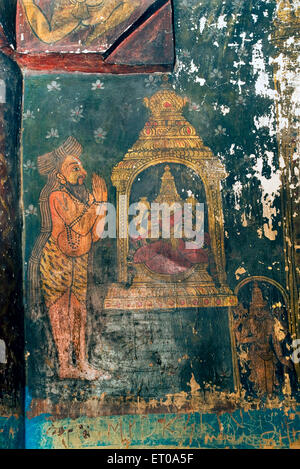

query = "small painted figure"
[[21, 0, 141, 46], [29, 136, 110, 380], [234, 282, 293, 395]]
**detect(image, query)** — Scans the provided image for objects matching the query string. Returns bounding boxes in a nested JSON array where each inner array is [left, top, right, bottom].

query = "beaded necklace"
[[62, 188, 91, 251]]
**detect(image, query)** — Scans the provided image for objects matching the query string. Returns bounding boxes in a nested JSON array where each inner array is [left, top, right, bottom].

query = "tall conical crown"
[[144, 89, 187, 118], [129, 88, 209, 152], [250, 282, 267, 312], [154, 166, 182, 204]]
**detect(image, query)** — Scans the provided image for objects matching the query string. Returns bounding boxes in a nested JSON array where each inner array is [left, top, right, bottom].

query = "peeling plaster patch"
[[189, 373, 201, 393], [199, 16, 207, 34], [240, 31, 252, 48], [0, 80, 6, 104], [174, 56, 207, 90], [235, 267, 246, 280], [290, 74, 300, 119], [252, 152, 281, 240], [233, 60, 246, 68], [213, 103, 230, 114], [251, 40, 276, 99], [232, 181, 243, 210], [286, 36, 295, 47], [272, 54, 300, 142], [230, 78, 245, 93], [189, 60, 199, 74], [217, 15, 227, 29], [220, 105, 230, 115], [241, 212, 248, 227], [271, 54, 291, 94], [254, 113, 276, 136], [0, 339, 7, 364], [279, 154, 286, 169], [264, 204, 277, 239], [262, 199, 278, 240], [195, 77, 206, 86]]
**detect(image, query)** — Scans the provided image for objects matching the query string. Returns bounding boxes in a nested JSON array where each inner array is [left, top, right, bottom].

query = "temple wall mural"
[[0, 0, 299, 449]]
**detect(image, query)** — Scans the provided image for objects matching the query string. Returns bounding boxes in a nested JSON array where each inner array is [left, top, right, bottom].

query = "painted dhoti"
[[40, 236, 88, 307]]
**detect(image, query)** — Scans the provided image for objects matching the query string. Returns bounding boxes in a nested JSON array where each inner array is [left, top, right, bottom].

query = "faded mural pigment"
[[0, 0, 299, 449]]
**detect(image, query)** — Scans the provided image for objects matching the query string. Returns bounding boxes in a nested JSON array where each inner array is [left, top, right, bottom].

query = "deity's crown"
[[144, 89, 188, 118], [154, 165, 182, 205], [250, 282, 268, 311]]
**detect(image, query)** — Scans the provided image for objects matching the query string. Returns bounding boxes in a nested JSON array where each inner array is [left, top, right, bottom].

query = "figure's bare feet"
[[79, 363, 111, 381]]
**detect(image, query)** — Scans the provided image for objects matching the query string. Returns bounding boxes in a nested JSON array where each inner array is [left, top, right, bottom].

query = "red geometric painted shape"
[[16, 0, 173, 58], [105, 0, 174, 66], [13, 0, 174, 72]]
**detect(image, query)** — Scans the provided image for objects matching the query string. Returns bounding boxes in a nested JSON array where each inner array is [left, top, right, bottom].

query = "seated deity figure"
[[130, 166, 210, 276]]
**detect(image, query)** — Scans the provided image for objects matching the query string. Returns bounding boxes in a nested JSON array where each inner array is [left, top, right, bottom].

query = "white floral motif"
[[47, 81, 61, 92], [25, 204, 38, 217], [188, 102, 201, 112], [46, 128, 59, 139], [181, 49, 191, 59], [144, 75, 160, 88], [210, 68, 223, 80], [214, 125, 226, 136], [94, 127, 107, 143], [23, 160, 36, 172], [70, 106, 84, 123], [23, 110, 35, 120], [91, 80, 105, 90]]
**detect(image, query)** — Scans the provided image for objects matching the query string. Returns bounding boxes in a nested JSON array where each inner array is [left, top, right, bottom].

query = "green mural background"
[[0, 0, 298, 449]]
